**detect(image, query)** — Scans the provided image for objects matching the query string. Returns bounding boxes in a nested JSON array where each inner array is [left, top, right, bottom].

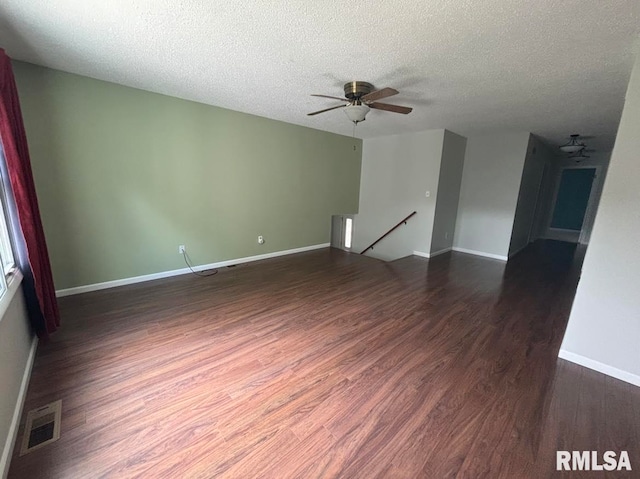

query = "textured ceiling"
[[1, 1, 639, 152]]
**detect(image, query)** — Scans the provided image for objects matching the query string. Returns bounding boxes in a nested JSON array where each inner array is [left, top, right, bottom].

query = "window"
[[0, 143, 16, 298], [0, 190, 15, 274], [344, 217, 353, 249]]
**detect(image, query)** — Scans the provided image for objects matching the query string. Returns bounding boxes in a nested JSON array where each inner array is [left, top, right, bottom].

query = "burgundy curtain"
[[0, 48, 60, 338]]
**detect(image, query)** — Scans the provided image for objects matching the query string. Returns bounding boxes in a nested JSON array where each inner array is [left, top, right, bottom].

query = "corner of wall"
[[431, 130, 467, 254], [453, 131, 531, 259]]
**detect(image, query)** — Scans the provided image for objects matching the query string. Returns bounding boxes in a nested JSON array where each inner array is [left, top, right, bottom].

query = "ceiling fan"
[[308, 81, 413, 124]]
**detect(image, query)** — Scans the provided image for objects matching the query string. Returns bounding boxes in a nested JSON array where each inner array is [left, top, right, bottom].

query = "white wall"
[[431, 131, 467, 255], [353, 129, 445, 260], [509, 136, 550, 256], [453, 132, 531, 259], [0, 282, 36, 477], [559, 52, 640, 386]]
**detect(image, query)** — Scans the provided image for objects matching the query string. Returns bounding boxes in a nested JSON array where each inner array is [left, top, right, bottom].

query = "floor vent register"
[[20, 399, 62, 455]]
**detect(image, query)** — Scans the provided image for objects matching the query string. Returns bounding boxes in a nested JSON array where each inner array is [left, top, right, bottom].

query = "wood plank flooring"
[[8, 241, 640, 478]]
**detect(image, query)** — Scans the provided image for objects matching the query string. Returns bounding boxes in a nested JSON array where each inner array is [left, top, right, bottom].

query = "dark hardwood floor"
[[8, 241, 640, 478]]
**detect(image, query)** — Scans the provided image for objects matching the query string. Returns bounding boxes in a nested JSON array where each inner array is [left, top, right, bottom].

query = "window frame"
[[0, 141, 19, 301]]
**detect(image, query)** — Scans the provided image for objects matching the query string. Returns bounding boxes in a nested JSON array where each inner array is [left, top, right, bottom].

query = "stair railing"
[[360, 211, 417, 255]]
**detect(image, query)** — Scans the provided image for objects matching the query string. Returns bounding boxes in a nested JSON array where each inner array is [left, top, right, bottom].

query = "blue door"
[[550, 168, 596, 231]]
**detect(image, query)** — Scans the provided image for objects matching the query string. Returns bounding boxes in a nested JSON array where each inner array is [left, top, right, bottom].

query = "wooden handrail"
[[360, 211, 417, 255]]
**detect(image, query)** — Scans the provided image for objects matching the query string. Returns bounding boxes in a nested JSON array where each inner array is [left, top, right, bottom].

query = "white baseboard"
[[429, 247, 452, 258], [545, 228, 580, 243], [56, 243, 330, 297], [508, 242, 529, 259], [451, 247, 508, 262], [558, 349, 640, 388], [413, 247, 451, 259], [1, 335, 38, 479]]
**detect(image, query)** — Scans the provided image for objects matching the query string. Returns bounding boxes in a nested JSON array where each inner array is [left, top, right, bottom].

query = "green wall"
[[12, 62, 362, 290]]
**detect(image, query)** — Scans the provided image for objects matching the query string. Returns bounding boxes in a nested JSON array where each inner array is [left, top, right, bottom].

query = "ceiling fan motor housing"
[[344, 81, 374, 101]]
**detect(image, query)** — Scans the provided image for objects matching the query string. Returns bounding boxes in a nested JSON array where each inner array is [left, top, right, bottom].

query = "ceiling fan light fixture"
[[559, 134, 585, 153], [569, 150, 590, 162], [343, 104, 370, 124]]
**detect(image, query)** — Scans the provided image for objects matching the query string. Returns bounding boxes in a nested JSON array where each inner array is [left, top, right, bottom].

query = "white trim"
[[544, 228, 580, 243], [56, 243, 330, 297], [412, 247, 451, 259], [451, 247, 508, 261], [558, 349, 640, 388], [548, 227, 580, 234], [1, 335, 38, 479], [429, 247, 452, 258], [0, 270, 24, 325], [508, 242, 529, 259]]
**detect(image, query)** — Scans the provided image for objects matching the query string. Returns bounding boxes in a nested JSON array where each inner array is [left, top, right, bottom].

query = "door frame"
[[330, 214, 355, 251]]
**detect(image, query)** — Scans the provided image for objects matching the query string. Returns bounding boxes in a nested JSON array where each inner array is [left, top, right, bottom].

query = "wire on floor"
[[182, 250, 218, 277]]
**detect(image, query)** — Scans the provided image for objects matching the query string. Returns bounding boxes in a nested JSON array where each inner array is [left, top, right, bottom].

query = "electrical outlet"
[[178, 245, 186, 254], [257, 236, 265, 245]]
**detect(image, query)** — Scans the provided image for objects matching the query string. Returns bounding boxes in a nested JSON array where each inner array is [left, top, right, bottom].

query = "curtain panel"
[[0, 48, 60, 338]]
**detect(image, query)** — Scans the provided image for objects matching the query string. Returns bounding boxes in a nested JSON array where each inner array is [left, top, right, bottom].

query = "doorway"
[[330, 215, 354, 251], [548, 167, 597, 243]]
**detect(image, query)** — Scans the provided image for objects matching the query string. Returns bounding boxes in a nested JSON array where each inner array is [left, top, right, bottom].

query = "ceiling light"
[[344, 104, 370, 124], [559, 134, 585, 153], [569, 150, 590, 163]]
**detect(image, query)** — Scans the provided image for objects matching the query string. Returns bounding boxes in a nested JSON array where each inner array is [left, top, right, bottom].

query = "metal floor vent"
[[20, 399, 62, 455]]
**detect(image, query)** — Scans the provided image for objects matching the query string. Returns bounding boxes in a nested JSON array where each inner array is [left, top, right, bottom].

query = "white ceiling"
[[0, 1, 639, 152]]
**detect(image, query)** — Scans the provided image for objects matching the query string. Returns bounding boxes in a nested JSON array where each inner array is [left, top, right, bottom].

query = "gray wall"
[[560, 52, 640, 385], [509, 136, 550, 256], [453, 132, 531, 259], [353, 129, 445, 260], [0, 286, 34, 476], [431, 131, 467, 254]]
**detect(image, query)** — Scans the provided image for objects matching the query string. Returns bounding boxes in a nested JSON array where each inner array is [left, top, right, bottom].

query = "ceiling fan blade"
[[307, 104, 347, 116], [311, 94, 349, 101], [369, 102, 413, 114], [362, 87, 399, 102]]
